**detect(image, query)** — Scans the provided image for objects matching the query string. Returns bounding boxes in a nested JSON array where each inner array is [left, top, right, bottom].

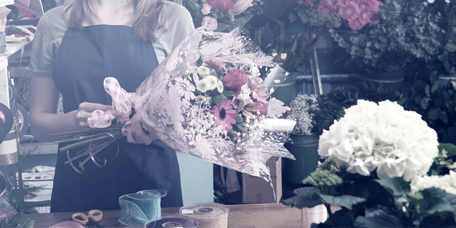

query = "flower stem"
[[59, 132, 123, 152], [78, 138, 117, 167]]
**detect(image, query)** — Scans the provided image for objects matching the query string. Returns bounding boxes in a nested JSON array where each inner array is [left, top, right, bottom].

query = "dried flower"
[[288, 94, 319, 135]]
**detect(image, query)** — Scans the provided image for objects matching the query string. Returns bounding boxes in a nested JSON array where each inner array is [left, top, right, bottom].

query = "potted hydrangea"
[[284, 93, 322, 184], [282, 100, 456, 228]]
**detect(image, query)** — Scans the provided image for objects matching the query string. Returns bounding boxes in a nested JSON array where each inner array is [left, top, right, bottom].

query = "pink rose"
[[222, 69, 249, 92], [201, 3, 212, 15], [201, 16, 218, 32], [207, 0, 236, 12]]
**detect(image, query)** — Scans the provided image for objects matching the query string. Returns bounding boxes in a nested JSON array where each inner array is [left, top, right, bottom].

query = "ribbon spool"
[[144, 216, 198, 228], [0, 103, 18, 166], [180, 202, 230, 228], [119, 189, 167, 224]]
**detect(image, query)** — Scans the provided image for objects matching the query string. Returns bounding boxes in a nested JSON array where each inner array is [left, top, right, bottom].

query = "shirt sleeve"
[[154, 2, 195, 63], [29, 6, 68, 75]]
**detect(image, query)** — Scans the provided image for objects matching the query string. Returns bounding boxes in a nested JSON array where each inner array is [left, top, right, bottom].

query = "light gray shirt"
[[30, 2, 195, 75]]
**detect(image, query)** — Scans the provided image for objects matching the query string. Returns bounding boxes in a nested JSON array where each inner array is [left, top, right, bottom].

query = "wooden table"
[[22, 203, 308, 228]]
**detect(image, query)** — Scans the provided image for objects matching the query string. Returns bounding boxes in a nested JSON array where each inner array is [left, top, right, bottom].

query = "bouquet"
[[56, 27, 295, 184], [281, 100, 456, 228]]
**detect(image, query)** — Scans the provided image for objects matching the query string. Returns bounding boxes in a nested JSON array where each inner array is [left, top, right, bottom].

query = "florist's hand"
[[75, 102, 112, 129], [126, 114, 158, 145]]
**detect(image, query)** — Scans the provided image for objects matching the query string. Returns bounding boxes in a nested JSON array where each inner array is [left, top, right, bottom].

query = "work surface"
[[22, 203, 310, 228]]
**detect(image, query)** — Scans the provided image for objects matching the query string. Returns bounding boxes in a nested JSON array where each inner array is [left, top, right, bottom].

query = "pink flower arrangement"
[[314, 0, 383, 30]]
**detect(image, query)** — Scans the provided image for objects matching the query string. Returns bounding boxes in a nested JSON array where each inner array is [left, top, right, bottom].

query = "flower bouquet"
[[56, 27, 295, 184], [282, 100, 456, 227]]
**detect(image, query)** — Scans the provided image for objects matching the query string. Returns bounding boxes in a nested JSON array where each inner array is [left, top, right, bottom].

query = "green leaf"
[[281, 187, 322, 209], [375, 177, 410, 200], [236, 100, 245, 113], [438, 143, 456, 157], [427, 108, 442, 120], [222, 90, 235, 98], [420, 97, 431, 110], [440, 111, 449, 124], [425, 85, 431, 97], [354, 210, 403, 228], [318, 194, 365, 210], [211, 93, 226, 105], [445, 42, 456, 52], [420, 187, 456, 215], [235, 115, 243, 123], [235, 123, 247, 133], [431, 80, 442, 94]]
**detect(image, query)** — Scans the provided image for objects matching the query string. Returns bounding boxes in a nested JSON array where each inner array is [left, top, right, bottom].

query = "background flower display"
[[329, 0, 444, 73], [294, 0, 382, 30], [59, 27, 296, 185], [283, 99, 456, 228]]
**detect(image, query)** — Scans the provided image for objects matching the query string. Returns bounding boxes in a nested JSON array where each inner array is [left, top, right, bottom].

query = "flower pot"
[[270, 72, 300, 106], [284, 133, 320, 185], [360, 67, 405, 91]]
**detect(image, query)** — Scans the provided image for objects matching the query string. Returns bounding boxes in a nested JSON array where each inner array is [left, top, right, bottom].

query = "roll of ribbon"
[[180, 202, 230, 228], [144, 216, 198, 228], [129, 189, 166, 221], [119, 189, 167, 228]]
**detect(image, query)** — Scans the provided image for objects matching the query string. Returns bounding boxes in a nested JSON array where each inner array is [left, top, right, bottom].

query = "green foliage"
[[319, 194, 365, 210], [399, 79, 456, 138], [354, 208, 403, 228], [313, 82, 400, 134], [429, 144, 456, 175]]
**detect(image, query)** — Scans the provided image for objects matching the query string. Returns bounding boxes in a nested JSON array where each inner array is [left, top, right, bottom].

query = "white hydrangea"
[[411, 171, 456, 195], [318, 100, 439, 181]]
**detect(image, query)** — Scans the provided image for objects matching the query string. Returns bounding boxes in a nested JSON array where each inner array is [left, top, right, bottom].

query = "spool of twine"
[[180, 202, 230, 228], [144, 216, 197, 228]]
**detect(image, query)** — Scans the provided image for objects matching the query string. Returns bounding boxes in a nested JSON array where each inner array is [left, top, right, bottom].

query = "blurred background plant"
[[330, 0, 444, 74]]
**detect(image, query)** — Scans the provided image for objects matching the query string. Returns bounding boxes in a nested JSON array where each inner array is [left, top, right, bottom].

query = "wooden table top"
[[21, 203, 308, 228]]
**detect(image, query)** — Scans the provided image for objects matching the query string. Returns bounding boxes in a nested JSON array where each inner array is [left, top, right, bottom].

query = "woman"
[[29, 0, 194, 212]]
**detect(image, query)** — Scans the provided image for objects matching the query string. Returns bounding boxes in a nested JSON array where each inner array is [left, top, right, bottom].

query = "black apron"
[[51, 25, 183, 212]]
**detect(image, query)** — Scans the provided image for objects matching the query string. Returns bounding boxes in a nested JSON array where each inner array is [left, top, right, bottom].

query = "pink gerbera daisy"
[[348, 17, 365, 30], [358, 8, 371, 24], [339, 2, 360, 21], [212, 99, 238, 132], [357, 0, 372, 10]]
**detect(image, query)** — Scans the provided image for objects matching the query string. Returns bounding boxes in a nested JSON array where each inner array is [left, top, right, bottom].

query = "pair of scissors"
[[72, 209, 104, 228]]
